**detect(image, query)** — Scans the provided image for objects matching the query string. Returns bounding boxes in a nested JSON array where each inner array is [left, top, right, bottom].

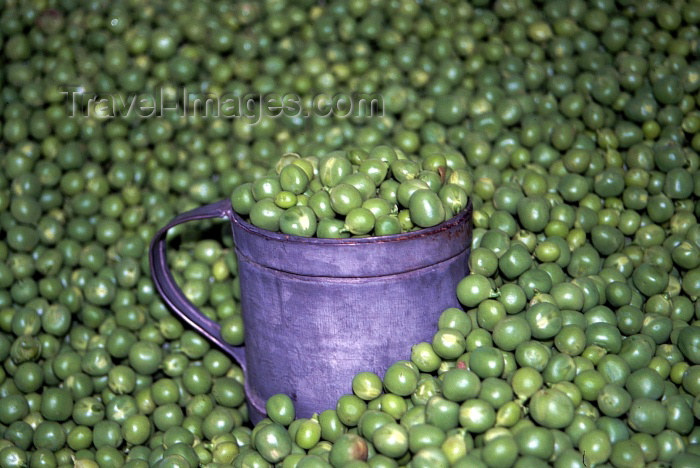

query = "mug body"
[[229, 203, 472, 420]]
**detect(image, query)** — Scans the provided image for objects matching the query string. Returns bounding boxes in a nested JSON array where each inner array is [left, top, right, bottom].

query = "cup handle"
[[149, 199, 246, 372]]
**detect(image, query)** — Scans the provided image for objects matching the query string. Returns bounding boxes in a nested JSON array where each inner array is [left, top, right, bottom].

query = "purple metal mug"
[[150, 199, 472, 422]]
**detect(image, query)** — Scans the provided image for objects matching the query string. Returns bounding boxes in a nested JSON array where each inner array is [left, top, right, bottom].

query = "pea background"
[[1, 0, 700, 467]]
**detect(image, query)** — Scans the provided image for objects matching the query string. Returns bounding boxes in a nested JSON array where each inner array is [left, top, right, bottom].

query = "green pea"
[[211, 377, 244, 408], [295, 419, 322, 450], [496, 283, 527, 315], [308, 191, 336, 220], [435, 94, 467, 125], [92, 420, 122, 449], [528, 388, 575, 429], [627, 398, 667, 435], [515, 426, 554, 461], [424, 394, 459, 431], [511, 366, 543, 400], [342, 172, 377, 201], [337, 394, 367, 427], [0, 394, 29, 425], [678, 326, 700, 364], [390, 160, 421, 183], [152, 403, 184, 431], [373, 215, 401, 236], [632, 263, 669, 296], [517, 196, 550, 232], [664, 395, 694, 435], [498, 243, 533, 280], [231, 183, 255, 215], [41, 388, 73, 421], [625, 368, 664, 400], [458, 399, 495, 434], [318, 409, 345, 443], [279, 164, 309, 194], [274, 191, 298, 209], [265, 394, 295, 427], [318, 153, 353, 187], [610, 439, 645, 468], [352, 372, 383, 401], [369, 422, 408, 460], [280, 206, 317, 237], [379, 179, 400, 206], [329, 433, 368, 466], [525, 302, 563, 340], [359, 159, 389, 186], [396, 209, 413, 231], [407, 423, 446, 453], [32, 421, 67, 451], [585, 322, 622, 354], [469, 346, 504, 379], [396, 179, 430, 208], [664, 167, 694, 199], [552, 326, 584, 357], [359, 197, 390, 218], [128, 341, 162, 375], [432, 329, 466, 360], [468, 247, 498, 277], [329, 183, 363, 216], [122, 414, 152, 446], [344, 207, 375, 235], [250, 199, 285, 232], [456, 274, 495, 308], [251, 176, 282, 201], [316, 218, 350, 239], [254, 422, 292, 463], [477, 376, 513, 410], [202, 407, 237, 442], [578, 429, 612, 466]]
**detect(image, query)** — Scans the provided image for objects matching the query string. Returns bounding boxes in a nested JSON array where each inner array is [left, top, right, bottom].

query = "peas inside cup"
[[231, 147, 470, 238]]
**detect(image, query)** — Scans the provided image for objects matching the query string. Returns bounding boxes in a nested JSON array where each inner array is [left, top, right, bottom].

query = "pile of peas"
[[231, 146, 470, 237], [0, 0, 699, 467]]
